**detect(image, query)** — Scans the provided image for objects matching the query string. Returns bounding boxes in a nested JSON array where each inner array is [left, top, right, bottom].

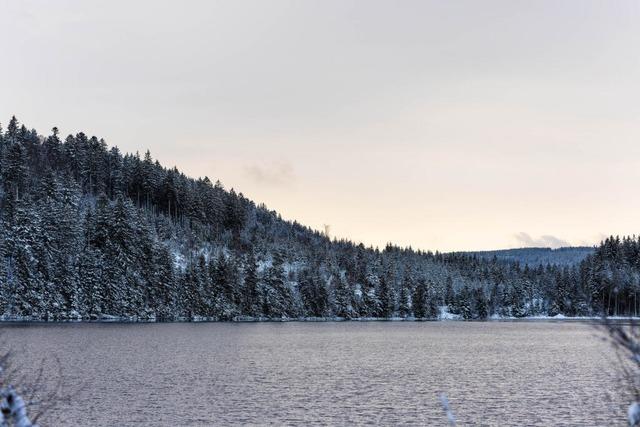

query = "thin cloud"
[[245, 161, 295, 188], [514, 232, 570, 249], [576, 233, 607, 247]]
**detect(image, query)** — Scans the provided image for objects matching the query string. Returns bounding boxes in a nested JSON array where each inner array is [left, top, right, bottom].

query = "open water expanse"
[[0, 321, 625, 426]]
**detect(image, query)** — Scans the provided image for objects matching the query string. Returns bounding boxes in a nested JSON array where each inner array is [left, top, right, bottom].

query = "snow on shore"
[[0, 313, 636, 323]]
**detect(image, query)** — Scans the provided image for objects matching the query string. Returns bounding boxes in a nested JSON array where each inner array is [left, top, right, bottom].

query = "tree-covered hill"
[[470, 247, 594, 267], [0, 116, 636, 320]]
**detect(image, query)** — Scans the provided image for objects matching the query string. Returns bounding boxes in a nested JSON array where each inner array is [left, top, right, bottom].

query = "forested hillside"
[[0, 117, 637, 320], [471, 247, 594, 267]]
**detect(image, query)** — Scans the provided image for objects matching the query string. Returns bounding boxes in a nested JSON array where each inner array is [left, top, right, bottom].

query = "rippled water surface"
[[0, 321, 626, 426]]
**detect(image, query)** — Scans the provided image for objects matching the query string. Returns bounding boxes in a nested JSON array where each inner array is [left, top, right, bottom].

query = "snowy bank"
[[0, 313, 634, 323]]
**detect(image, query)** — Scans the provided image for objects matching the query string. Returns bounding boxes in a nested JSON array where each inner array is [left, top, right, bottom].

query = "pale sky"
[[2, 0, 639, 251]]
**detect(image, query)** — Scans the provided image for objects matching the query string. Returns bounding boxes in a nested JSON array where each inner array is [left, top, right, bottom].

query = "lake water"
[[0, 321, 626, 426]]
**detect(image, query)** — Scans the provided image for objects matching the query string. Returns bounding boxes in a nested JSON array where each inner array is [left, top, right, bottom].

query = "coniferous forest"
[[0, 116, 638, 321]]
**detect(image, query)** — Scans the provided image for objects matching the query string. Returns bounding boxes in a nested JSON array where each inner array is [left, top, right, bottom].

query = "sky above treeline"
[[2, 0, 639, 252]]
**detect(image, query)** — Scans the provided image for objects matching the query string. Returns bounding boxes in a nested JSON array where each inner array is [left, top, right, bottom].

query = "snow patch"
[[439, 306, 461, 320]]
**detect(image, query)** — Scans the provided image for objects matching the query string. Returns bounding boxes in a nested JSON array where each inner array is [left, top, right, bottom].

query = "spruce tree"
[[377, 275, 393, 318], [458, 285, 473, 320], [473, 288, 488, 319], [333, 275, 353, 319], [412, 279, 427, 319], [153, 245, 176, 320], [268, 250, 293, 318], [426, 281, 439, 319], [398, 276, 411, 318], [298, 268, 329, 318], [444, 276, 455, 306], [241, 251, 260, 316]]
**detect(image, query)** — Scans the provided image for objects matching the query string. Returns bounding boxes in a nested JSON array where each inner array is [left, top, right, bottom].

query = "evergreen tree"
[[444, 276, 455, 306], [458, 285, 473, 320], [150, 244, 176, 320], [398, 275, 411, 318], [241, 250, 260, 316], [213, 252, 233, 315], [333, 275, 353, 319], [262, 250, 293, 318], [425, 281, 439, 319], [412, 279, 428, 319], [377, 274, 393, 318], [299, 268, 328, 318], [2, 138, 28, 201], [78, 247, 105, 319], [473, 288, 488, 319]]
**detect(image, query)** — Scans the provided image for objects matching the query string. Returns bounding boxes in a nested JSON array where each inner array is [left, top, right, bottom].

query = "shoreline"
[[0, 315, 635, 324]]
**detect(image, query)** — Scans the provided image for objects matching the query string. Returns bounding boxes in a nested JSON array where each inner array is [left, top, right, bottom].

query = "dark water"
[[0, 321, 626, 426]]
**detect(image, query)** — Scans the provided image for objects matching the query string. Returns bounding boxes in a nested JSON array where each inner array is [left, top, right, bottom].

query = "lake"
[[0, 321, 626, 426]]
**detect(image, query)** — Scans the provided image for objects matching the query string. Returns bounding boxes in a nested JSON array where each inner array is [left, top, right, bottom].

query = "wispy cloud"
[[576, 233, 608, 247], [245, 161, 295, 188], [513, 232, 570, 249]]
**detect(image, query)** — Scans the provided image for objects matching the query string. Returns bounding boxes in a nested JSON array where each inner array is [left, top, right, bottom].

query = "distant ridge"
[[467, 247, 594, 267]]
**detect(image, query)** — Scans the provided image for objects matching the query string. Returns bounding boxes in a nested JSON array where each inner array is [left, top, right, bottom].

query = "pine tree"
[[180, 264, 201, 320], [412, 279, 428, 319], [444, 276, 454, 306], [398, 275, 411, 318], [262, 250, 293, 318], [78, 247, 105, 319], [0, 223, 8, 314], [13, 244, 40, 317], [212, 252, 238, 318], [359, 276, 377, 317], [426, 281, 439, 319], [377, 274, 393, 318], [333, 275, 353, 319], [241, 251, 260, 316], [473, 288, 488, 319], [6, 116, 19, 141], [298, 268, 328, 318], [42, 127, 61, 170], [149, 244, 176, 320], [10, 201, 44, 317], [458, 285, 473, 320], [488, 282, 500, 316], [509, 283, 527, 318], [195, 254, 210, 316], [2, 138, 28, 201], [141, 150, 157, 209]]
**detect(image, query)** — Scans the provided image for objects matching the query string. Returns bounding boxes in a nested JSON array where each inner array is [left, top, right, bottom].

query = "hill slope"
[[470, 247, 594, 267], [0, 117, 635, 320]]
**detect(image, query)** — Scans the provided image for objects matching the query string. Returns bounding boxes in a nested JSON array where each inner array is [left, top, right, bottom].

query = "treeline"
[[0, 116, 637, 320], [470, 247, 593, 267]]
